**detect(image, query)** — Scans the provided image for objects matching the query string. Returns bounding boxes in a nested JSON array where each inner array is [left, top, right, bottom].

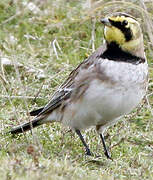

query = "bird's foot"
[[85, 149, 93, 156], [104, 150, 112, 160]]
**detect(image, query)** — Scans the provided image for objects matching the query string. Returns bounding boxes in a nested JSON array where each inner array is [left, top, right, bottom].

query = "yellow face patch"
[[104, 26, 126, 45], [103, 15, 142, 53]]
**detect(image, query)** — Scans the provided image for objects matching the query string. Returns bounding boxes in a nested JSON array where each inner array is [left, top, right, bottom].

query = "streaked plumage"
[[10, 12, 148, 158]]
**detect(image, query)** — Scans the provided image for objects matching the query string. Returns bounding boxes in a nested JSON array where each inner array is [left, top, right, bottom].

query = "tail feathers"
[[30, 107, 44, 116], [10, 118, 42, 134]]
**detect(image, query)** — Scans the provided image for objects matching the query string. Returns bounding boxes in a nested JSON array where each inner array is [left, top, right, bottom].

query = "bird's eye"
[[122, 20, 128, 26]]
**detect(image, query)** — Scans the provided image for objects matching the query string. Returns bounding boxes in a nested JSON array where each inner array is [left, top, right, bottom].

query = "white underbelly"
[[62, 79, 146, 130]]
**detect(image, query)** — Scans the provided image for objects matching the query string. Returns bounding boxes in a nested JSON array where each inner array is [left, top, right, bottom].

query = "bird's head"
[[101, 12, 145, 58]]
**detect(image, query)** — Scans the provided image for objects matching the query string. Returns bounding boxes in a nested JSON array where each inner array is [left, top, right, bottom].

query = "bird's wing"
[[30, 44, 106, 116]]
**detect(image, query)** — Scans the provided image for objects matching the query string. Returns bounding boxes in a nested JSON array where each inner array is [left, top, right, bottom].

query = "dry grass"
[[0, 0, 153, 179]]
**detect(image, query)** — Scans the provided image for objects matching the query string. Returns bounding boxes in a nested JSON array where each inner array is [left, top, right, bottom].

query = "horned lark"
[[10, 12, 148, 159]]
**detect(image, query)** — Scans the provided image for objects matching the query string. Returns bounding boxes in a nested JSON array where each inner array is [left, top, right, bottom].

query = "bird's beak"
[[100, 17, 111, 27]]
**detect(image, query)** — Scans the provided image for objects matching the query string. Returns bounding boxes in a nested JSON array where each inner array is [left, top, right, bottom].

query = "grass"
[[0, 0, 153, 179]]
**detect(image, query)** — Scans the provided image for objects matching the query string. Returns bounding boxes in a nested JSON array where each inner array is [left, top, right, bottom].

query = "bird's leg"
[[75, 129, 92, 156], [100, 133, 112, 159]]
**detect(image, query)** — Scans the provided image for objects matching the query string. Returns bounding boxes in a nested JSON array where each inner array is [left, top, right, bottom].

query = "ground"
[[0, 0, 153, 179]]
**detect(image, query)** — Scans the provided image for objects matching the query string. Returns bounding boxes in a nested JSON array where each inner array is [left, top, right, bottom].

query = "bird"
[[9, 12, 148, 159]]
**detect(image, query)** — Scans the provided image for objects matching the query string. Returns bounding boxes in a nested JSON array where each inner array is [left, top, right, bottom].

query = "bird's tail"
[[30, 107, 44, 116], [9, 117, 43, 134]]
